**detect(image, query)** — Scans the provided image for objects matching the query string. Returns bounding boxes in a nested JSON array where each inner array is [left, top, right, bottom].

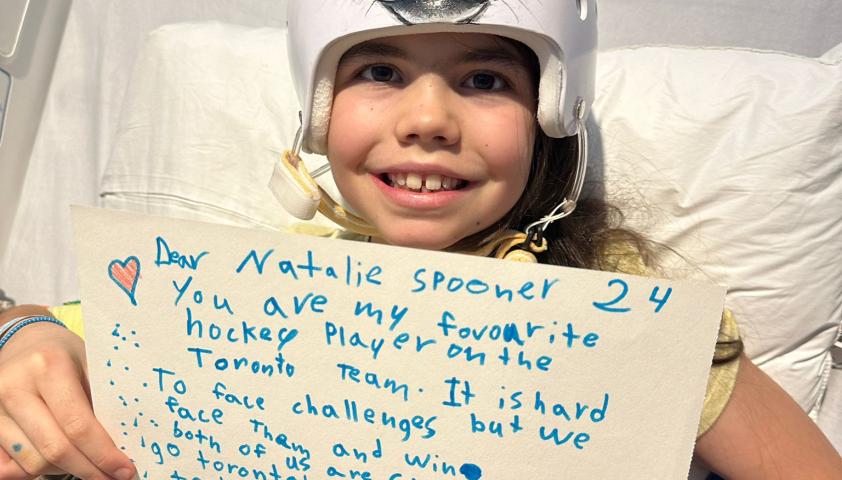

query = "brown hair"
[[449, 131, 650, 270], [448, 38, 743, 364], [451, 123, 743, 365], [448, 37, 650, 271]]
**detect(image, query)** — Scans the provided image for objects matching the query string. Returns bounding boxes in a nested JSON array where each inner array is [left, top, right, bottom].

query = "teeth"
[[386, 172, 463, 192], [406, 173, 422, 190], [387, 173, 407, 186], [425, 174, 442, 191]]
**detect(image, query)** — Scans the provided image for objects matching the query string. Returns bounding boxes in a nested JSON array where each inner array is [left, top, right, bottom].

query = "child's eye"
[[464, 72, 507, 91], [360, 65, 402, 83]]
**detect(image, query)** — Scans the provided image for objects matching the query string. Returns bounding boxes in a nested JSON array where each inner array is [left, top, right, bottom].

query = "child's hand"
[[0, 316, 136, 480]]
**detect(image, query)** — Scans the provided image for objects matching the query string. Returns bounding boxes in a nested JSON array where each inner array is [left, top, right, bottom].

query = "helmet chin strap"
[[315, 181, 381, 238], [269, 118, 381, 238], [523, 98, 589, 249], [271, 100, 587, 263], [271, 150, 381, 238]]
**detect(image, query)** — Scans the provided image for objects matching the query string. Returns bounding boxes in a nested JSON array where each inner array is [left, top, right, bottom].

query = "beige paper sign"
[[73, 207, 724, 479]]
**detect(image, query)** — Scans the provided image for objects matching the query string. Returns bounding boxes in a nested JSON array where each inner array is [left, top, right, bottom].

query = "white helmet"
[[272, 0, 596, 241], [287, 0, 598, 154]]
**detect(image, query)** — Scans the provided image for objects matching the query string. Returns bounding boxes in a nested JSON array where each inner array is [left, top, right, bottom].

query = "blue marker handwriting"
[[411, 268, 559, 304], [332, 438, 382, 464], [211, 381, 266, 411], [186, 346, 296, 379], [249, 418, 312, 463], [171, 275, 234, 314], [185, 306, 298, 352], [291, 393, 437, 442], [155, 236, 208, 271], [235, 249, 382, 288], [325, 321, 437, 361], [92, 218, 694, 480], [337, 362, 412, 402]]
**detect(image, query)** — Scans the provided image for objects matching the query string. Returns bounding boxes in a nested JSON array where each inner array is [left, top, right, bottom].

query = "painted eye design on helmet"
[[374, 0, 492, 25]]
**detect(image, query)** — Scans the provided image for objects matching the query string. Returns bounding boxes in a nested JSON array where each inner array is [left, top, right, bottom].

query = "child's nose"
[[394, 78, 460, 148]]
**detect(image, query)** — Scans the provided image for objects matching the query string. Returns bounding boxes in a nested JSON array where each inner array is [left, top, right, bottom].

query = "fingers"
[[0, 320, 135, 480], [38, 354, 136, 480], [0, 413, 59, 479], [0, 343, 136, 480], [1, 387, 113, 480], [0, 449, 29, 480], [0, 447, 32, 480]]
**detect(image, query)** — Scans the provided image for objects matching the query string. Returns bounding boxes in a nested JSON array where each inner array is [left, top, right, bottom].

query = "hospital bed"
[[0, 1, 840, 477]]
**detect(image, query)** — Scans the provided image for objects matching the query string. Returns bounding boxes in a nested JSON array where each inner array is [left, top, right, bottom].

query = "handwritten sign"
[[72, 207, 725, 479]]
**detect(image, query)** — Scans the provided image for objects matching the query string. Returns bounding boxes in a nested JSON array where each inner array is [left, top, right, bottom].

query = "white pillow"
[[103, 23, 842, 420], [102, 22, 337, 230], [592, 45, 842, 416]]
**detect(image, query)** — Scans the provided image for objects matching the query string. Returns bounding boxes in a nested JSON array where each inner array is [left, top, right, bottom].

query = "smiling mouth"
[[380, 172, 468, 192]]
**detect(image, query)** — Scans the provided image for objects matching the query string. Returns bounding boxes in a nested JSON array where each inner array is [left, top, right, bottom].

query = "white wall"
[[599, 0, 842, 56]]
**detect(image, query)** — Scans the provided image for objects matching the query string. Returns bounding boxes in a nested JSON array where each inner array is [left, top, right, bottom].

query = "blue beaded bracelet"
[[0, 316, 66, 350]]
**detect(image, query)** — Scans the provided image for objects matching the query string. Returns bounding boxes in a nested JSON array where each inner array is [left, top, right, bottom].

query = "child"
[[0, 1, 841, 479]]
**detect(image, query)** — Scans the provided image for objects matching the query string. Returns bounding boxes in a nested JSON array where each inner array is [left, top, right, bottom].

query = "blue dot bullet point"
[[460, 464, 482, 480]]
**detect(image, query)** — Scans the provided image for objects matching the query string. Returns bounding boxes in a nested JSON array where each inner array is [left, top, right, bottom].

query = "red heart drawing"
[[108, 256, 141, 306]]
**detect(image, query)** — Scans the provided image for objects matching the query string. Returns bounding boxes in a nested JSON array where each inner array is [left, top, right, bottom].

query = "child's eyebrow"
[[339, 42, 530, 72], [340, 42, 409, 62], [459, 48, 530, 71]]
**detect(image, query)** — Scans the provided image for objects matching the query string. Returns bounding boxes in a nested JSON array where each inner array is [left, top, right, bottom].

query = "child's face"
[[327, 33, 536, 249]]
